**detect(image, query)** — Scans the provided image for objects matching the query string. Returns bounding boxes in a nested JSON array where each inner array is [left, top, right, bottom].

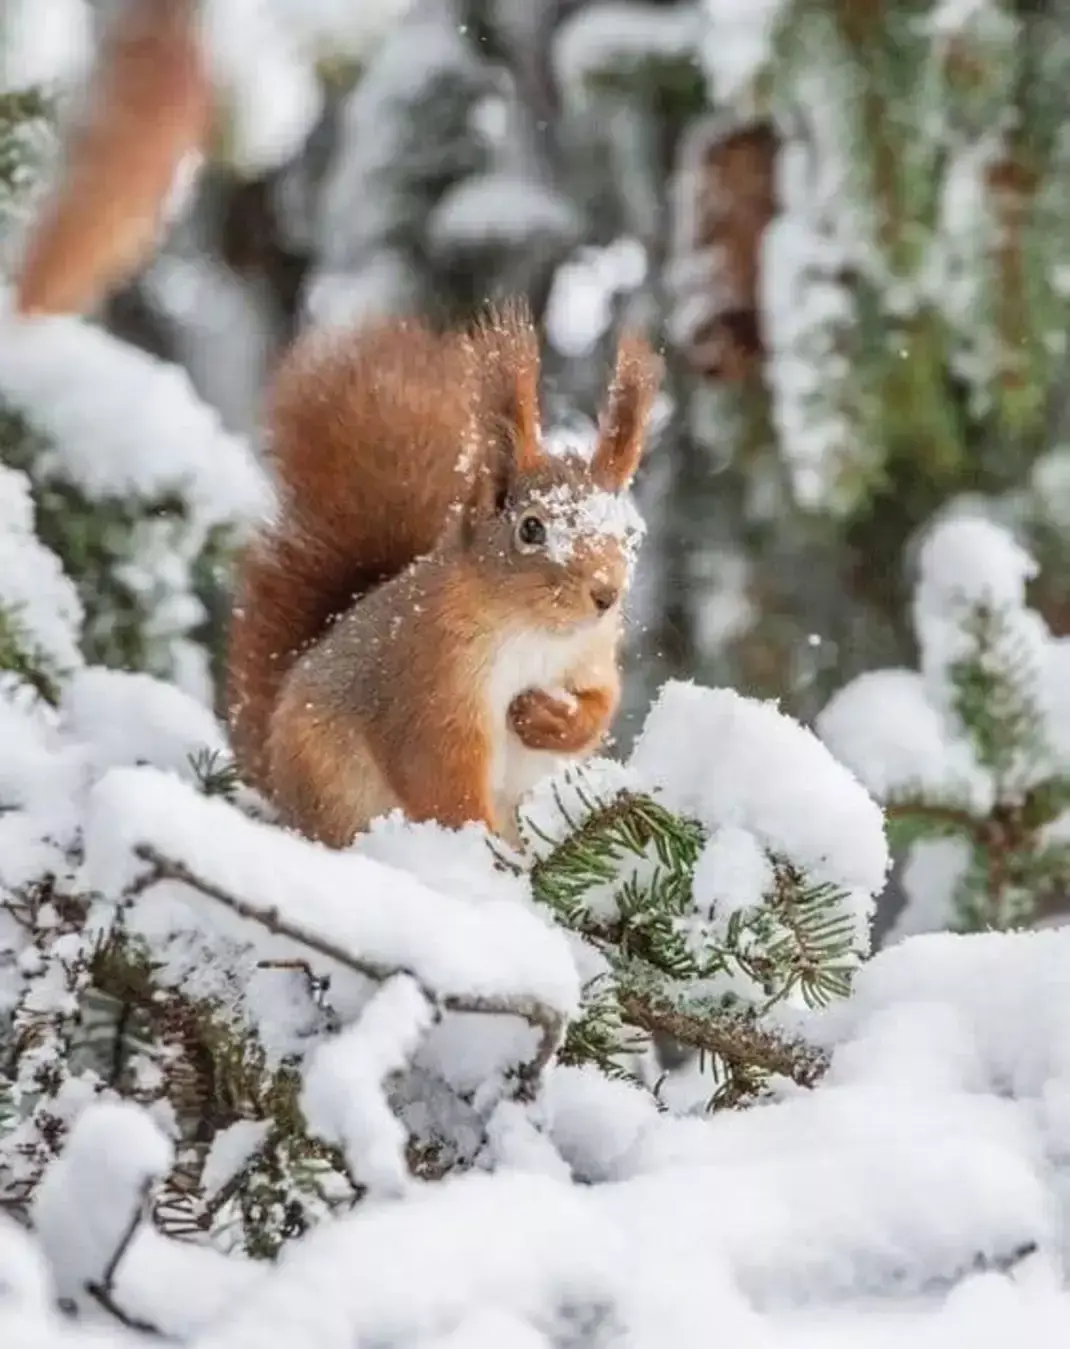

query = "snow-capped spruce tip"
[[520, 680, 889, 1102], [820, 515, 1070, 935]]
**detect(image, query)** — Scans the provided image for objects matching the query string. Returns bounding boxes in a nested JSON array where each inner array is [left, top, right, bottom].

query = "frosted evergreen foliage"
[[2, 669, 1070, 1341], [0, 44, 269, 699], [686, 0, 1070, 521], [820, 514, 1070, 935]]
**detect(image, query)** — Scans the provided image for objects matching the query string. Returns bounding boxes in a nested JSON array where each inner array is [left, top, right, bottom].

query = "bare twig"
[[85, 1177, 165, 1337], [131, 845, 564, 1101]]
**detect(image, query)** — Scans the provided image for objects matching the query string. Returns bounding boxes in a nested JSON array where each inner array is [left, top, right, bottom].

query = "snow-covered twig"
[[84, 1176, 161, 1336], [131, 845, 565, 1099], [32, 1103, 173, 1334]]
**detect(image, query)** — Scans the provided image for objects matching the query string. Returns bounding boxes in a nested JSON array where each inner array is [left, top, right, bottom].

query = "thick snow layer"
[[59, 667, 225, 779], [259, 0, 416, 63], [33, 1104, 173, 1302], [15, 922, 1070, 1346], [5, 689, 1070, 1343], [554, 3, 701, 96], [701, 0, 788, 105], [824, 519, 1066, 790], [200, 0, 414, 175], [301, 975, 434, 1196], [631, 680, 889, 942], [200, 0, 324, 176], [818, 667, 993, 813], [545, 239, 649, 359], [82, 766, 580, 1019], [0, 0, 92, 96], [912, 520, 1051, 790], [427, 176, 580, 256], [819, 515, 1070, 937], [0, 308, 268, 527]]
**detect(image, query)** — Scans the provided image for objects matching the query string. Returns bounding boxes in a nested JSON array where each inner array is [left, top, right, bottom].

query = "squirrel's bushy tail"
[[16, 0, 211, 317], [227, 304, 542, 790]]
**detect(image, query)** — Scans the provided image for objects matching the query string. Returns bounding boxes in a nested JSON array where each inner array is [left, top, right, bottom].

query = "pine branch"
[[617, 991, 828, 1089], [523, 771, 860, 1096], [0, 605, 62, 705], [948, 603, 1048, 793]]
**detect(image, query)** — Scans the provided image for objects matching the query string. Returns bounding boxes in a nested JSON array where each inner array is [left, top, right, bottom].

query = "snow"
[[823, 515, 1068, 803], [26, 923, 1070, 1346], [0, 1212, 52, 1311], [200, 0, 417, 177], [82, 765, 580, 1020], [818, 668, 993, 814], [32, 1103, 173, 1302], [692, 825, 776, 934], [201, 1120, 272, 1201], [262, 0, 416, 64], [310, 5, 484, 290], [554, 3, 702, 97], [0, 465, 83, 678], [0, 684, 86, 894], [0, 302, 268, 694], [910, 518, 1052, 782], [301, 975, 434, 1196], [631, 681, 889, 936], [526, 481, 646, 572], [0, 0, 92, 96], [6, 13, 1070, 1333], [701, 0, 789, 106], [5, 662, 1070, 1343], [894, 836, 973, 939], [914, 515, 1037, 619], [427, 176, 580, 256], [516, 755, 643, 860], [928, 0, 1020, 40], [544, 239, 648, 359], [59, 667, 226, 780], [540, 1063, 659, 1182], [817, 514, 1070, 937], [201, 0, 324, 176], [0, 307, 269, 527]]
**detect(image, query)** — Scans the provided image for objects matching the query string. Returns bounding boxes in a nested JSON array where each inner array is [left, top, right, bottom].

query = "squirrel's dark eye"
[[517, 513, 547, 549]]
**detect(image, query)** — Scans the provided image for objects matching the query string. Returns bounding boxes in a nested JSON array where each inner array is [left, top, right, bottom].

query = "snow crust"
[[1, 639, 1069, 1346], [633, 680, 889, 945]]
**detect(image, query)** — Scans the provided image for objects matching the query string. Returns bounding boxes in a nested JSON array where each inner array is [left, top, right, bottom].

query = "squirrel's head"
[[453, 302, 662, 633]]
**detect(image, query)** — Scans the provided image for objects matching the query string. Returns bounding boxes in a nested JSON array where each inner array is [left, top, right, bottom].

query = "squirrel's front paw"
[[508, 686, 610, 754]]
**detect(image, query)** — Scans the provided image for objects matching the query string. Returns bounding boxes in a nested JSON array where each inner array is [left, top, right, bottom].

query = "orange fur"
[[16, 0, 212, 317], [228, 319, 478, 791], [468, 296, 544, 475], [228, 304, 662, 846], [508, 685, 619, 755], [591, 333, 663, 491]]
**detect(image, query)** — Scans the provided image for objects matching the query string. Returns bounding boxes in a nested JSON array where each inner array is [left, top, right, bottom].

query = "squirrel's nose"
[[590, 582, 619, 614]]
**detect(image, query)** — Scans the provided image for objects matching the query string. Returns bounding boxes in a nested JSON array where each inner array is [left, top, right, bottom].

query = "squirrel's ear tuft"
[[470, 296, 544, 478], [591, 333, 662, 491]]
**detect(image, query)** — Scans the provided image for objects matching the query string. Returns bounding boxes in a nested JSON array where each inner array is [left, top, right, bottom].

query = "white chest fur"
[[485, 621, 611, 825]]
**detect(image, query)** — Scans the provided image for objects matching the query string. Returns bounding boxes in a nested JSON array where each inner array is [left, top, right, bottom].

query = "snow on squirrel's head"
[[452, 298, 663, 634]]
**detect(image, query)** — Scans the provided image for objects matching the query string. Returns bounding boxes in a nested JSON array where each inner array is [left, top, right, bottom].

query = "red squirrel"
[[227, 299, 662, 847]]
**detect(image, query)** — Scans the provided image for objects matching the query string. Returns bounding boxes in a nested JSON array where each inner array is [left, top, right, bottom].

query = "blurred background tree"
[[88, 0, 1070, 722]]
